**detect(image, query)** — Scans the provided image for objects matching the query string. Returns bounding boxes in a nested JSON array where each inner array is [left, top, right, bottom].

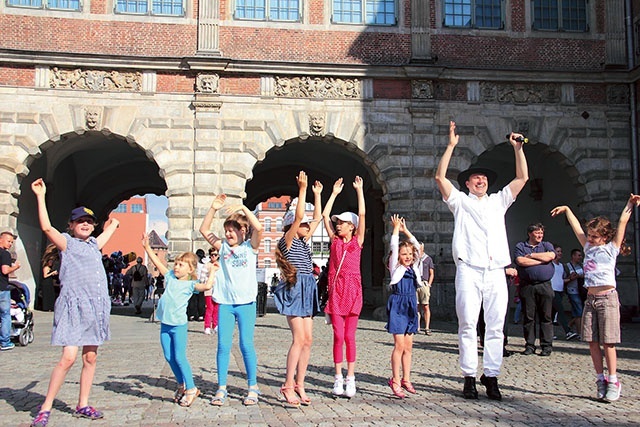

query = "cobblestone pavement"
[[1, 299, 639, 427]]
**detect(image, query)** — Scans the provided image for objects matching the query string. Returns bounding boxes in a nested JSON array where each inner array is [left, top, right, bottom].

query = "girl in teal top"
[[143, 234, 218, 407]]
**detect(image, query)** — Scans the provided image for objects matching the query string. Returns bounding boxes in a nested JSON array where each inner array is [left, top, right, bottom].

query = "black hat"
[[457, 167, 497, 191]]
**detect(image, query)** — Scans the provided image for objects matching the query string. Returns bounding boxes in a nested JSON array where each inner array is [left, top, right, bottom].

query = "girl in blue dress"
[[386, 215, 423, 399], [31, 178, 120, 427], [274, 171, 323, 406]]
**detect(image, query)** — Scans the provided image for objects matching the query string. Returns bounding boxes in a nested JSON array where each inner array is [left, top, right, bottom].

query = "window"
[[235, 0, 300, 21], [333, 0, 396, 25], [264, 218, 272, 232], [443, 0, 502, 29], [264, 239, 271, 253], [7, 0, 81, 10], [115, 0, 184, 16], [113, 204, 127, 213], [131, 204, 144, 213], [264, 259, 271, 268], [276, 218, 283, 232], [267, 202, 283, 209], [532, 0, 587, 32]]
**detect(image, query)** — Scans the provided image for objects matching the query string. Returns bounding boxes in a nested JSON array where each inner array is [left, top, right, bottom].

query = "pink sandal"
[[401, 379, 417, 394], [388, 378, 406, 398]]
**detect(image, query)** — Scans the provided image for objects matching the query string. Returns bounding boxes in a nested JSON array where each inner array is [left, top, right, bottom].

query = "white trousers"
[[455, 262, 508, 377]]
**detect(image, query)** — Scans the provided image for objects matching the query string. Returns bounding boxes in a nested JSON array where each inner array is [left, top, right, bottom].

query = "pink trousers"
[[204, 296, 219, 329], [330, 313, 359, 363]]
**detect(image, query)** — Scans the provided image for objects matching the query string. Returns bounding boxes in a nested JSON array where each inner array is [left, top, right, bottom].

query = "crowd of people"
[[0, 122, 634, 426]]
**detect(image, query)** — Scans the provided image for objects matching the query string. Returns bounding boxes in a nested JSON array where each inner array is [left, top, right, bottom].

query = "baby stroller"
[[8, 281, 34, 346]]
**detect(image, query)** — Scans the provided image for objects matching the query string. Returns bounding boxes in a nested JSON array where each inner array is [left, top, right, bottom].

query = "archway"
[[245, 138, 387, 310], [16, 131, 167, 294]]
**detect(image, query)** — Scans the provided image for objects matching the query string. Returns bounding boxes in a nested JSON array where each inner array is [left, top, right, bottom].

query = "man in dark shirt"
[[514, 223, 556, 356], [1, 231, 20, 351]]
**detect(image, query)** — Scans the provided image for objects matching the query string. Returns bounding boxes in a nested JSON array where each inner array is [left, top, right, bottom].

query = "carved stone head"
[[85, 107, 101, 129], [309, 113, 325, 136]]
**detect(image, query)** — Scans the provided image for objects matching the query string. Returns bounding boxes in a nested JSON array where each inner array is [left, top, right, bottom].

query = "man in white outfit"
[[435, 121, 528, 400]]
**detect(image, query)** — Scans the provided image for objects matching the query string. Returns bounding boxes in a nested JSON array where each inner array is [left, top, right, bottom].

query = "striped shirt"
[[278, 236, 313, 274]]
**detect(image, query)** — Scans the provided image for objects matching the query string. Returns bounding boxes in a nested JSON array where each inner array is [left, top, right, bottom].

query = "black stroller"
[[8, 281, 34, 346]]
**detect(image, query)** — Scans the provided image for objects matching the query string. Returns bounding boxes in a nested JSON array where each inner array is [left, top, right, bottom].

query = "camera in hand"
[[505, 134, 529, 143]]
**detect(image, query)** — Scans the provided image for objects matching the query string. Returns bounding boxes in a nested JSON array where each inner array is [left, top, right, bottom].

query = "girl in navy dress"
[[274, 171, 323, 406], [386, 215, 423, 399], [30, 178, 119, 427]]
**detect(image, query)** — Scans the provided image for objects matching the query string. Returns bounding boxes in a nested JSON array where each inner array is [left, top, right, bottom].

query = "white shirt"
[[445, 185, 515, 269], [583, 241, 619, 288], [551, 261, 565, 292], [388, 234, 423, 286]]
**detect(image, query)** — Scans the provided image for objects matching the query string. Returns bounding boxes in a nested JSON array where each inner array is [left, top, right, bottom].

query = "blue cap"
[[70, 206, 97, 222]]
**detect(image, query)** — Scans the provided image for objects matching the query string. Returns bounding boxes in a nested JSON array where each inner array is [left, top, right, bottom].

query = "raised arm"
[[199, 194, 226, 251], [307, 180, 324, 236], [96, 217, 119, 250], [142, 233, 169, 276], [550, 205, 587, 247], [435, 121, 458, 201], [31, 178, 66, 251], [226, 204, 263, 250], [194, 260, 219, 292], [507, 132, 529, 198], [388, 214, 402, 272], [284, 171, 310, 249], [322, 178, 344, 240], [400, 217, 420, 253], [613, 194, 640, 248], [354, 176, 366, 247]]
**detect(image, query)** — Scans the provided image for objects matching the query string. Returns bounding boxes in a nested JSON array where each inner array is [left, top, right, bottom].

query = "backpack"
[[133, 266, 143, 281]]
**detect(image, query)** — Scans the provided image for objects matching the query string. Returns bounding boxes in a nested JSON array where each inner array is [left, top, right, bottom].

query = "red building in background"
[[101, 196, 149, 264]]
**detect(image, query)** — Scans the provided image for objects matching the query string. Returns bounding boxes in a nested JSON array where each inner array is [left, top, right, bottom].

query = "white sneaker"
[[332, 375, 344, 396], [345, 376, 356, 398], [214, 326, 218, 334], [204, 328, 212, 335], [604, 381, 621, 402]]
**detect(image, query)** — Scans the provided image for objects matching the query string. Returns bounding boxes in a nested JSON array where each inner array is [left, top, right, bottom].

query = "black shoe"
[[503, 349, 514, 357], [539, 348, 552, 357], [463, 376, 478, 399], [480, 374, 502, 401], [522, 347, 535, 355]]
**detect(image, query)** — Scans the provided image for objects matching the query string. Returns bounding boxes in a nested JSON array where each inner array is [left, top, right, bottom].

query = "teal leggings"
[[160, 323, 195, 390], [217, 302, 257, 387]]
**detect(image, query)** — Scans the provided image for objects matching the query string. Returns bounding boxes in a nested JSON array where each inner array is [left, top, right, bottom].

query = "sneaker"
[[204, 328, 212, 335], [596, 379, 608, 400], [604, 381, 621, 402], [565, 332, 579, 341], [332, 375, 344, 396], [345, 376, 356, 398], [0, 343, 15, 351], [30, 410, 51, 427], [539, 348, 552, 357]]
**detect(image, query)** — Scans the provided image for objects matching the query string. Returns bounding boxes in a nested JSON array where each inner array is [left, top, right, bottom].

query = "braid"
[[275, 246, 297, 289]]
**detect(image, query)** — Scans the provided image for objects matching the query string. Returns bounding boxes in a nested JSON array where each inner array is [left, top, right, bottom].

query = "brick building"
[[2, 1, 640, 315]]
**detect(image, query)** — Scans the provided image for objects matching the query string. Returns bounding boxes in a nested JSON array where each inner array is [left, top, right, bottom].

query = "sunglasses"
[[210, 253, 219, 257], [75, 218, 96, 225]]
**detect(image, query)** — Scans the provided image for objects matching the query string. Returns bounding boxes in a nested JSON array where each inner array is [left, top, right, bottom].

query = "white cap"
[[331, 212, 358, 228], [283, 210, 313, 227]]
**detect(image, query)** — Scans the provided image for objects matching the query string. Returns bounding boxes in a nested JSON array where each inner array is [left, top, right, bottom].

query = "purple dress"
[[51, 233, 111, 346]]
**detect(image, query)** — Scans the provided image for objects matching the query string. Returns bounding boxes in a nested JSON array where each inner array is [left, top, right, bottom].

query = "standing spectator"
[[417, 243, 434, 335], [187, 249, 206, 321], [1, 230, 20, 351], [564, 249, 585, 338], [270, 273, 279, 294], [40, 244, 60, 312], [127, 257, 149, 314], [202, 248, 220, 335], [551, 246, 578, 340], [514, 223, 556, 356], [30, 178, 119, 426], [435, 121, 528, 401]]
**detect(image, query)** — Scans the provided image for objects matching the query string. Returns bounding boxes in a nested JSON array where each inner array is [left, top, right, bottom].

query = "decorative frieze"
[[50, 67, 142, 92], [479, 82, 560, 104], [274, 76, 360, 99]]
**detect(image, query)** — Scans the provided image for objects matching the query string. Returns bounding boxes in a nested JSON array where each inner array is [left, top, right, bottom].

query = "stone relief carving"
[[196, 73, 220, 94], [274, 76, 360, 99], [479, 82, 560, 104], [85, 107, 101, 129], [50, 67, 142, 92], [412, 80, 434, 99], [309, 113, 326, 136]]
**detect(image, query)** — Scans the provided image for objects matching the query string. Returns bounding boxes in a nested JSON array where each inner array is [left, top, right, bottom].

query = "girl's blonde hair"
[[175, 252, 198, 279], [585, 216, 631, 256]]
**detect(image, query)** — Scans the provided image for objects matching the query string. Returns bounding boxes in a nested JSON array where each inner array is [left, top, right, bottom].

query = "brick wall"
[[0, 65, 35, 87], [221, 76, 261, 96], [157, 73, 195, 93]]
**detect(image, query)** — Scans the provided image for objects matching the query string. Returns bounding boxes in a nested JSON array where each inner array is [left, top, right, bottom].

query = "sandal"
[[73, 406, 104, 419], [243, 387, 261, 406], [173, 385, 186, 403], [30, 410, 51, 427], [388, 378, 406, 399], [179, 388, 201, 407], [278, 385, 300, 407], [294, 384, 311, 406], [401, 379, 417, 394], [210, 388, 228, 406]]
